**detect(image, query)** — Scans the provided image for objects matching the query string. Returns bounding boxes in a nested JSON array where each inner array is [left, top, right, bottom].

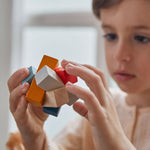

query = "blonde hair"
[[92, 0, 122, 18]]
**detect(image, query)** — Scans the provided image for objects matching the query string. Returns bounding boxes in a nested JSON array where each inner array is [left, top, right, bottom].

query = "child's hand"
[[61, 60, 135, 150], [7, 68, 49, 150]]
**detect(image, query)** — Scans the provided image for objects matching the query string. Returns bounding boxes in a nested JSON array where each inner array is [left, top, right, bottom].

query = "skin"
[[7, 68, 49, 150], [101, 0, 150, 108], [8, 0, 150, 149]]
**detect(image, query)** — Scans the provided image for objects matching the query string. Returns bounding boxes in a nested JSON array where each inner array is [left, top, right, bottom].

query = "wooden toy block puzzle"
[[35, 65, 64, 91], [22, 66, 36, 84], [35, 65, 78, 107], [22, 55, 78, 116], [43, 87, 69, 107], [26, 55, 58, 106]]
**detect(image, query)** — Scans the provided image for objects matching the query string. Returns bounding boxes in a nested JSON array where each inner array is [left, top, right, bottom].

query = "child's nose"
[[115, 40, 132, 62]]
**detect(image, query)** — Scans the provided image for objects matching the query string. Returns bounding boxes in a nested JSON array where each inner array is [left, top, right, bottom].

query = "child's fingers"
[[7, 68, 29, 93], [73, 101, 88, 119], [14, 95, 28, 122], [62, 60, 108, 91], [65, 63, 107, 106], [61, 59, 75, 68], [66, 82, 103, 115], [9, 82, 29, 114], [83, 64, 108, 91]]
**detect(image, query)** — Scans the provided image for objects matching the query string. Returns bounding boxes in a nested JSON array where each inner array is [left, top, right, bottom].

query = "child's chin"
[[117, 84, 139, 94]]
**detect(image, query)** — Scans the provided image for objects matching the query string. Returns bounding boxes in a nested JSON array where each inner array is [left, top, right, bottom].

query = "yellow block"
[[26, 55, 58, 106]]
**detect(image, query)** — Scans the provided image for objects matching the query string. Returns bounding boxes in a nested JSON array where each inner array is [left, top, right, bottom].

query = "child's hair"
[[92, 0, 122, 19]]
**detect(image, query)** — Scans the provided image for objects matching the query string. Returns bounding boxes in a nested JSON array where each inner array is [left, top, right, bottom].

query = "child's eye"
[[134, 35, 150, 44], [103, 33, 117, 42]]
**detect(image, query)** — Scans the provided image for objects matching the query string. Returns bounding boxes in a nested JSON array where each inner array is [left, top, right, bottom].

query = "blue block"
[[22, 66, 37, 84], [43, 107, 61, 117]]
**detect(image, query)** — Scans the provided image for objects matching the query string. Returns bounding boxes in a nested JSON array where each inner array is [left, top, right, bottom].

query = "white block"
[[35, 65, 64, 91]]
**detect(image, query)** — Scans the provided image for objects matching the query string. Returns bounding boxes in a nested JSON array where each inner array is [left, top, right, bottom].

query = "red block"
[[54, 67, 78, 84]]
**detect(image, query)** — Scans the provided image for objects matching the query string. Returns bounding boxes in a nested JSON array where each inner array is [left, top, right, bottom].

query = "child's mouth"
[[114, 72, 136, 81]]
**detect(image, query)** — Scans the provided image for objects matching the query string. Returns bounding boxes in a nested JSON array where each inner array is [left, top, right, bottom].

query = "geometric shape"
[[26, 55, 59, 106], [54, 67, 78, 105], [54, 67, 78, 84], [43, 87, 69, 107], [43, 107, 61, 117], [35, 65, 64, 91], [22, 66, 37, 85], [26, 78, 45, 106], [67, 92, 79, 106]]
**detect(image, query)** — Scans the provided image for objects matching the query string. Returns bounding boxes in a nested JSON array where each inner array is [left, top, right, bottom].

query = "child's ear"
[[6, 132, 25, 150]]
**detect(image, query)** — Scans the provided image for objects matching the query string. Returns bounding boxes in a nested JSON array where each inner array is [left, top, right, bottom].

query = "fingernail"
[[24, 68, 29, 74], [62, 59, 69, 66], [66, 63, 74, 69], [24, 82, 29, 87], [62, 59, 68, 63], [66, 81, 73, 87], [22, 82, 29, 89], [20, 68, 29, 75]]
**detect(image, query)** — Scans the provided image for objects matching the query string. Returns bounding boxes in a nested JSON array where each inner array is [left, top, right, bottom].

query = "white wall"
[[0, 0, 12, 149]]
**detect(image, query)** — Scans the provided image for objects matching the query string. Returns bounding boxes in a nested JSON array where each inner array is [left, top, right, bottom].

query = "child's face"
[[101, 0, 150, 94]]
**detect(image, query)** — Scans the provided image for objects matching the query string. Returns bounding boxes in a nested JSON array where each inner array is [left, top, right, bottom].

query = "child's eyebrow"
[[101, 24, 114, 30], [102, 24, 112, 28], [132, 25, 150, 30], [101, 24, 150, 30]]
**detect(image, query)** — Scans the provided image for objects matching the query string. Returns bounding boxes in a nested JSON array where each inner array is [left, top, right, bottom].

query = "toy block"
[[54, 67, 78, 84], [22, 66, 36, 84], [35, 65, 64, 91], [43, 87, 69, 107], [26, 55, 58, 106], [67, 92, 79, 106], [43, 107, 61, 117], [54, 67, 79, 105]]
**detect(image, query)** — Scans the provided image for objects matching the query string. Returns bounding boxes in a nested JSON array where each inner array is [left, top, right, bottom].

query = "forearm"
[[116, 135, 136, 150], [105, 136, 136, 150], [93, 130, 136, 150]]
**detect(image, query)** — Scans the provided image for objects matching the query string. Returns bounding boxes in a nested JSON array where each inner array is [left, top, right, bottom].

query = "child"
[[6, 0, 150, 149]]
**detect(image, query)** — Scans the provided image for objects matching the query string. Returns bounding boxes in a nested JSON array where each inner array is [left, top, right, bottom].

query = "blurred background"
[[0, 0, 112, 149]]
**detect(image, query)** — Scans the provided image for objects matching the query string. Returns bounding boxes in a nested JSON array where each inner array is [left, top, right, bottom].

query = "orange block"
[[26, 55, 59, 106]]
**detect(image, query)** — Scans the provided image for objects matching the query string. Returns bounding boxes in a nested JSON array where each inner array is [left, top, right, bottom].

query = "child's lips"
[[114, 72, 136, 81]]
